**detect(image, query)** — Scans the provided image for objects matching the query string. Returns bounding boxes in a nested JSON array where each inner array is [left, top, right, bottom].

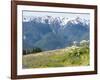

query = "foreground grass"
[[22, 46, 89, 68]]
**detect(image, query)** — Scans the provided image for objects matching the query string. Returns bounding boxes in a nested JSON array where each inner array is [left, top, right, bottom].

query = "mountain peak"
[[23, 16, 90, 27]]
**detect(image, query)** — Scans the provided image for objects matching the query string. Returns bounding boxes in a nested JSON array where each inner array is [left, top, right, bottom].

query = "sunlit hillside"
[[22, 41, 89, 68]]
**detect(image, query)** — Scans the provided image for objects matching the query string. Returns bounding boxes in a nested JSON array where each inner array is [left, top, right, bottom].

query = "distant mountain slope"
[[22, 16, 90, 51]]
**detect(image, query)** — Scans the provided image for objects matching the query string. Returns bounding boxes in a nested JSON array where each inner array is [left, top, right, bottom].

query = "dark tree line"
[[23, 47, 42, 55]]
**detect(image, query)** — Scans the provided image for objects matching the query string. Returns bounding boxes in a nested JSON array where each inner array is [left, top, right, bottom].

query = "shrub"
[[32, 48, 42, 53]]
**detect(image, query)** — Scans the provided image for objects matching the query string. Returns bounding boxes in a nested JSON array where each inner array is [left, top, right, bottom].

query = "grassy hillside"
[[22, 44, 89, 68]]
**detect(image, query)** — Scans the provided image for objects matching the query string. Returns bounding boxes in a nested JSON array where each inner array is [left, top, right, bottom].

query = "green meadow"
[[22, 42, 89, 68]]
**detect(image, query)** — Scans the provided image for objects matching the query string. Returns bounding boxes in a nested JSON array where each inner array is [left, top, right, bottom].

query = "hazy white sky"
[[23, 10, 90, 20]]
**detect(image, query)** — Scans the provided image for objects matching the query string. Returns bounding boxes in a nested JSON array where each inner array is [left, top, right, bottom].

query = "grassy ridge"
[[22, 45, 89, 68]]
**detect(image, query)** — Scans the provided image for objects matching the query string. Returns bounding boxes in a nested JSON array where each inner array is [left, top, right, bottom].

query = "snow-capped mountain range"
[[23, 16, 90, 26], [22, 16, 90, 51]]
